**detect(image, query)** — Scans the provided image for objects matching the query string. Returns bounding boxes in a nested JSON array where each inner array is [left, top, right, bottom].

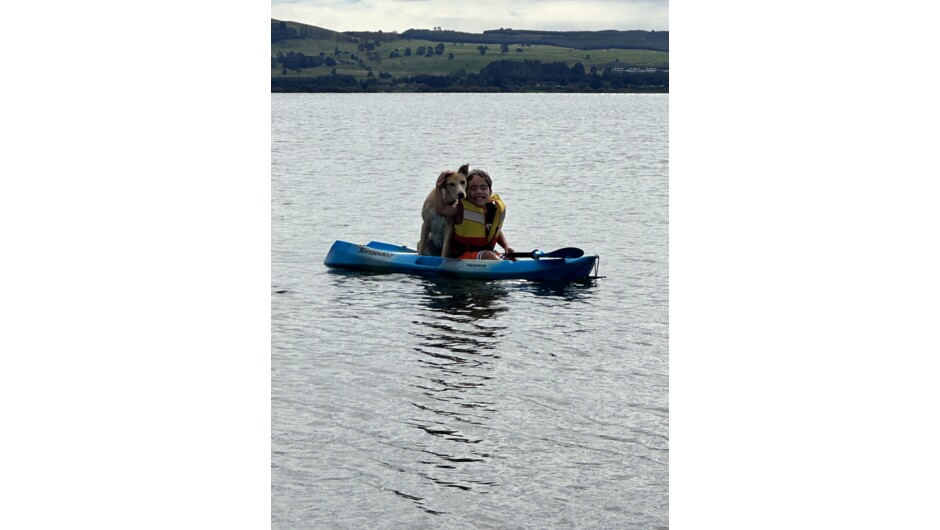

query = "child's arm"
[[496, 231, 514, 258]]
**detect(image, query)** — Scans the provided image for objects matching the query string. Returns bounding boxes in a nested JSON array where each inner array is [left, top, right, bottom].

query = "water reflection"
[[518, 278, 600, 302], [418, 278, 511, 321], [403, 279, 508, 503]]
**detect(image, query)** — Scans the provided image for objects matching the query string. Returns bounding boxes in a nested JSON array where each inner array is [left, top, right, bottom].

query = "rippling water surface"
[[272, 93, 668, 528]]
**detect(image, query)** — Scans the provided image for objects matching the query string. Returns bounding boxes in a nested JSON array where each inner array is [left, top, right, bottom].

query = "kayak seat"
[[415, 256, 445, 266]]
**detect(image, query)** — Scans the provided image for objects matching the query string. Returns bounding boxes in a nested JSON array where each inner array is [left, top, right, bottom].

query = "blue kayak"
[[324, 240, 599, 281]]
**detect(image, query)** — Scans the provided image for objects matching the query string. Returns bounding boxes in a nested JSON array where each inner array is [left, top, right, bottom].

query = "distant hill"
[[272, 20, 668, 52], [271, 20, 359, 43], [271, 19, 668, 93], [400, 28, 668, 52]]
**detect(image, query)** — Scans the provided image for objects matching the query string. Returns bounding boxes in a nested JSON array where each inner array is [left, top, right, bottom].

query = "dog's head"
[[439, 163, 469, 205]]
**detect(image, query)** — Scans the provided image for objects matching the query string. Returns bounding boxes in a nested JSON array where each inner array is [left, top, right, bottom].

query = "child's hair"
[[467, 169, 492, 190]]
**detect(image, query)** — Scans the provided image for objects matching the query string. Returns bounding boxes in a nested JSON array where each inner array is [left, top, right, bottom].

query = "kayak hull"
[[324, 240, 598, 282]]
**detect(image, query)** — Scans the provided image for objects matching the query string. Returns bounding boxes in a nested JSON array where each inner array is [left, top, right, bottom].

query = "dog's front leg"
[[418, 219, 430, 255], [440, 219, 453, 257]]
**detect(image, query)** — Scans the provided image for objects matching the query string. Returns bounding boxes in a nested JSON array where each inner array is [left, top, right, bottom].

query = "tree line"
[[272, 59, 667, 93]]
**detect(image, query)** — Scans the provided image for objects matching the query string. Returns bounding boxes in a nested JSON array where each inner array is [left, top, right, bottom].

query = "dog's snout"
[[458, 192, 465, 199]]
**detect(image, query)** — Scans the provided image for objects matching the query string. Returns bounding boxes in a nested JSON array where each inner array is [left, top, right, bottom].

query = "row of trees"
[[272, 59, 667, 92], [473, 60, 668, 90], [388, 43, 447, 58]]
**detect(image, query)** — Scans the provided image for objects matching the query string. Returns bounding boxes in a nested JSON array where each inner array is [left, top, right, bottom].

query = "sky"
[[270, 0, 668, 34]]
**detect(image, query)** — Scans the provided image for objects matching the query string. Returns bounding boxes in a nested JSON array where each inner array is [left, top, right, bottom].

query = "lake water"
[[272, 93, 669, 528]]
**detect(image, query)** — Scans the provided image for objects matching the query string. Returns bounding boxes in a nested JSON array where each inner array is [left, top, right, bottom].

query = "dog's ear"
[[458, 163, 469, 175]]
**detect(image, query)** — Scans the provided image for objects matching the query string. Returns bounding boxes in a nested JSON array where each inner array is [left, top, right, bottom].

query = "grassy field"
[[272, 23, 668, 80]]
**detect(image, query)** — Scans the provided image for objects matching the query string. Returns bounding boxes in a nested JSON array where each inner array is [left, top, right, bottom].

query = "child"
[[434, 168, 514, 260]]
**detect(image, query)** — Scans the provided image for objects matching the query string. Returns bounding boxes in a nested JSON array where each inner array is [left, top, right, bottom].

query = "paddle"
[[505, 247, 584, 260]]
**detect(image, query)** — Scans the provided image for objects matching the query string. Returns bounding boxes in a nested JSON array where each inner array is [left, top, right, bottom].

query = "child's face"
[[466, 176, 491, 207]]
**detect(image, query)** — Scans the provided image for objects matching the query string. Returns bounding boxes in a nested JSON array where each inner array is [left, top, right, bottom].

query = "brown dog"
[[417, 164, 469, 256]]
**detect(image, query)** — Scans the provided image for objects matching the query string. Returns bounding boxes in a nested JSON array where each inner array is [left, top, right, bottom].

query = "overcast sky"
[[270, 0, 668, 34]]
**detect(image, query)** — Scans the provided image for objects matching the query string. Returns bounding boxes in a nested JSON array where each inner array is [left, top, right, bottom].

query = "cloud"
[[270, 0, 668, 33]]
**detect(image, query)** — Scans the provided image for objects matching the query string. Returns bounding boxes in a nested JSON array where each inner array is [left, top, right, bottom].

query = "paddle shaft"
[[505, 247, 584, 260]]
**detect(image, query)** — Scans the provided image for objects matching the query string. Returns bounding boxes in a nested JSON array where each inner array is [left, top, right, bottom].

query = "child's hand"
[[436, 170, 454, 189]]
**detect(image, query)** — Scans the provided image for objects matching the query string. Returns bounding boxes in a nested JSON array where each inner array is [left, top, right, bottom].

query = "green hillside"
[[271, 19, 669, 92], [400, 28, 668, 52]]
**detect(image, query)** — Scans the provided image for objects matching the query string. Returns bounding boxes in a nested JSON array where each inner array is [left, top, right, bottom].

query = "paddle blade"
[[539, 247, 584, 259]]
